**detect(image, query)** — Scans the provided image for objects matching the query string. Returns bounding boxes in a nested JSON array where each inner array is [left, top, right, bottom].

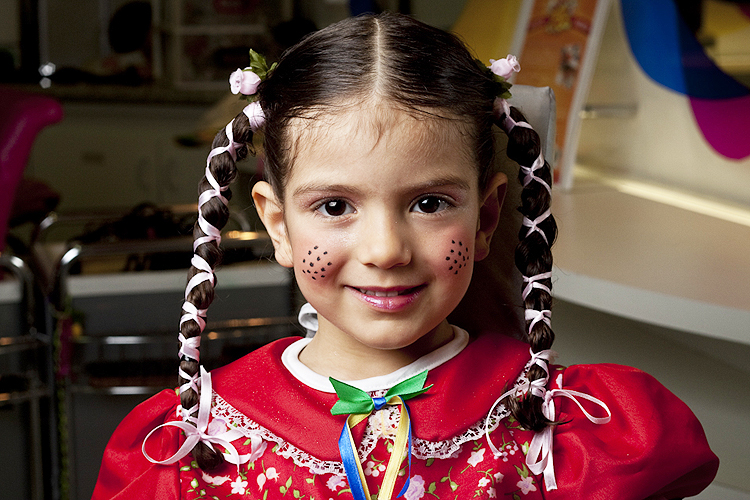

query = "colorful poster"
[[619, 0, 750, 161], [514, 0, 611, 188]]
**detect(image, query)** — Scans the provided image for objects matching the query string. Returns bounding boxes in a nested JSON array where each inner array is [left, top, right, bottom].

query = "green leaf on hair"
[[476, 57, 514, 99], [491, 74, 513, 100], [248, 49, 276, 80]]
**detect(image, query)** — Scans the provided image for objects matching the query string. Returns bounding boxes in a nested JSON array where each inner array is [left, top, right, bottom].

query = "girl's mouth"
[[356, 287, 418, 297], [348, 285, 425, 311]]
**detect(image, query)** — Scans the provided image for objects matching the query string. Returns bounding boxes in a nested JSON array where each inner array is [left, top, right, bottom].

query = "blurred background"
[[0, 0, 748, 499]]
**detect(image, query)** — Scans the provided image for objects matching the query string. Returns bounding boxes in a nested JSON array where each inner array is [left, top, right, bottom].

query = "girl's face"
[[254, 103, 506, 377]]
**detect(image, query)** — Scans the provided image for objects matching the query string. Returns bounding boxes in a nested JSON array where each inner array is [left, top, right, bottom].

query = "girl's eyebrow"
[[406, 176, 472, 192], [291, 183, 365, 198], [292, 176, 472, 198]]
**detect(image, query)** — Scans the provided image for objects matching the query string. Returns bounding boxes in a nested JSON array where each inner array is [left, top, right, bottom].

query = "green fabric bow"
[[330, 370, 432, 416]]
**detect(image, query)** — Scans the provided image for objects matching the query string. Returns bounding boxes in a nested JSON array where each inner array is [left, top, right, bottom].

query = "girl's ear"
[[252, 181, 294, 268], [474, 172, 508, 261]]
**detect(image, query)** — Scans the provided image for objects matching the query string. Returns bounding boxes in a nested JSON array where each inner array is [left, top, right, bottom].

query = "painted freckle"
[[448, 239, 470, 274], [304, 247, 332, 281]]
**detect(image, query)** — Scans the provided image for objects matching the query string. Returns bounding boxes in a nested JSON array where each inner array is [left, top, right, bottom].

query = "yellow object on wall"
[[451, 0, 523, 62]]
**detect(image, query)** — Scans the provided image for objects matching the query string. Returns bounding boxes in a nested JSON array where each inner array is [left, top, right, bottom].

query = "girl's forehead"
[[285, 101, 476, 178]]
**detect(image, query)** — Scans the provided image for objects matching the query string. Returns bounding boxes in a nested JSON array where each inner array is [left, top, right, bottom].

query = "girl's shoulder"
[[92, 388, 182, 499], [541, 362, 719, 499], [91, 337, 301, 500], [427, 333, 719, 498]]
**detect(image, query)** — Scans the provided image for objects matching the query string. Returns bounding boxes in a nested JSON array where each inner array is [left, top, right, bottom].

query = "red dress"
[[92, 332, 718, 500]]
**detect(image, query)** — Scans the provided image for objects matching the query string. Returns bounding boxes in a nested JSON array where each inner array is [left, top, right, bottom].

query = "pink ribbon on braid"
[[243, 101, 265, 131], [484, 348, 558, 457], [160, 68, 269, 474], [521, 154, 552, 194], [206, 120, 243, 167], [522, 272, 552, 301], [178, 253, 215, 394], [180, 164, 226, 391], [494, 97, 533, 133], [526, 373, 611, 491], [143, 367, 244, 476], [522, 208, 552, 244]]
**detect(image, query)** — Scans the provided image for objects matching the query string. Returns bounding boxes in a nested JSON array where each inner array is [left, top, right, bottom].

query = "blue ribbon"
[[330, 372, 431, 500]]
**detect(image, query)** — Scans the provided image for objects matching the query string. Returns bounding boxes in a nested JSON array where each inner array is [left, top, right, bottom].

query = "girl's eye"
[[412, 196, 449, 214], [317, 199, 353, 217]]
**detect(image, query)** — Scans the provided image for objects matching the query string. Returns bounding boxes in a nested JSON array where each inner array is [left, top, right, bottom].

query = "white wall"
[[576, 3, 750, 207]]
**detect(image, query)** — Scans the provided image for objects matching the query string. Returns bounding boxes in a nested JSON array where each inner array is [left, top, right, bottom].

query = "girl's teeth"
[[362, 289, 399, 297]]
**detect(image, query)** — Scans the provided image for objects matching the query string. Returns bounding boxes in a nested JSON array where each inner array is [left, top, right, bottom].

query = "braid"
[[179, 111, 253, 470], [495, 102, 558, 432]]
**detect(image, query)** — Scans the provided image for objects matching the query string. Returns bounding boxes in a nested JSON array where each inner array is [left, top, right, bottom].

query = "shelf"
[[551, 175, 750, 345], [0, 333, 48, 356], [0, 387, 51, 406], [70, 315, 297, 344], [67, 385, 172, 396], [170, 24, 269, 36]]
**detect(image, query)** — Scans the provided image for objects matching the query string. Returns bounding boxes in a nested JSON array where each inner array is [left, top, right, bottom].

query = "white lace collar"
[[281, 325, 470, 394]]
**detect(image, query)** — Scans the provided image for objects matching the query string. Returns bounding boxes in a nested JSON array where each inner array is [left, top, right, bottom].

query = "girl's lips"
[[347, 285, 425, 311]]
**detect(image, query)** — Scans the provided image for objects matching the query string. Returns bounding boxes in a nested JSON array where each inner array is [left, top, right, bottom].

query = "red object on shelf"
[[0, 87, 63, 250]]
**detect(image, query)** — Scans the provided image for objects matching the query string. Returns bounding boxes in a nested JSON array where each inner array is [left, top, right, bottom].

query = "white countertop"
[[551, 177, 750, 344]]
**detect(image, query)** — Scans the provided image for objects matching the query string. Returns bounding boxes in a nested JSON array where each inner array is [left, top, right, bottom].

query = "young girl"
[[93, 13, 718, 500]]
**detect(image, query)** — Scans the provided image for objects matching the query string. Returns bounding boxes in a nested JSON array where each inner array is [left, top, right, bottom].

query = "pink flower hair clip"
[[229, 68, 261, 96], [488, 54, 520, 80], [229, 49, 276, 100], [487, 54, 520, 100], [228, 49, 276, 132]]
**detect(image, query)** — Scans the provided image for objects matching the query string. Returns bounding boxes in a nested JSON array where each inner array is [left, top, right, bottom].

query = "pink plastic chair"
[[0, 87, 63, 251]]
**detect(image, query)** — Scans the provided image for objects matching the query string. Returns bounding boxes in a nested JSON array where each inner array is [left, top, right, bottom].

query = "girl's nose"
[[357, 213, 411, 269]]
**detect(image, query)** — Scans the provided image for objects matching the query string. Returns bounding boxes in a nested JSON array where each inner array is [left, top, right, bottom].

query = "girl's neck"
[[298, 319, 455, 381]]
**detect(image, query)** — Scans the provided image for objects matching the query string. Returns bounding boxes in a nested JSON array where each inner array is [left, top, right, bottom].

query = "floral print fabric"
[[179, 403, 542, 500]]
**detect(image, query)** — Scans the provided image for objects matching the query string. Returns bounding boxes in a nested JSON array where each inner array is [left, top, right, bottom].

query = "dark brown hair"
[[182, 12, 557, 470]]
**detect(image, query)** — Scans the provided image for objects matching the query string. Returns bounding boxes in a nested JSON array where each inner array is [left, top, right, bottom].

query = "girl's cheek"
[[443, 238, 472, 276], [299, 245, 335, 281]]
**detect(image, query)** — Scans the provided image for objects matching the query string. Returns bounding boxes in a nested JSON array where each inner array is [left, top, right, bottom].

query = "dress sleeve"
[[546, 363, 719, 500], [91, 389, 183, 500]]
